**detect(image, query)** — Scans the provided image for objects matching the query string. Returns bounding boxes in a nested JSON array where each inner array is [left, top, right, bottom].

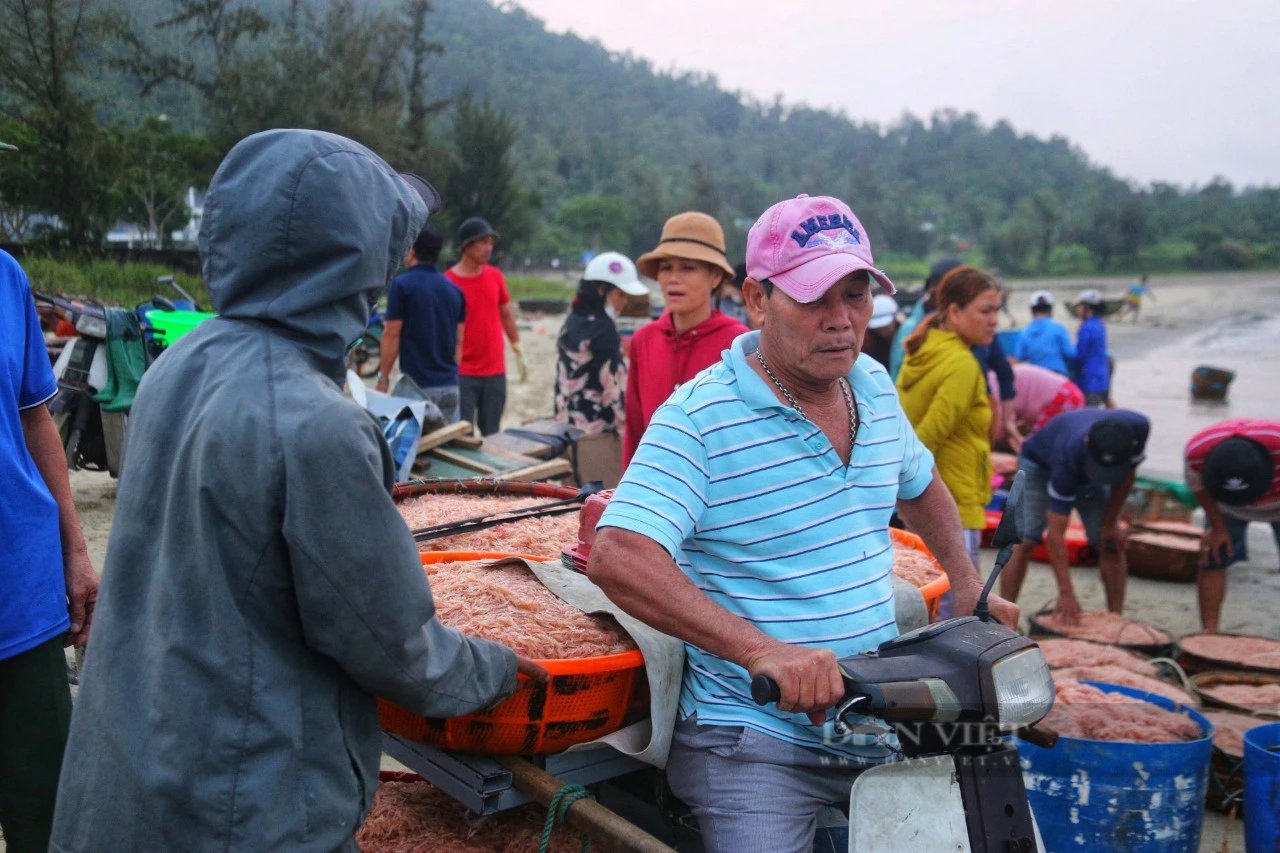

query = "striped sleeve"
[[598, 403, 711, 558], [896, 399, 934, 499]]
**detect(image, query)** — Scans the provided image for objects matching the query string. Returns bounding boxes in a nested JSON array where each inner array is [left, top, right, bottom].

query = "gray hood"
[[200, 129, 427, 374]]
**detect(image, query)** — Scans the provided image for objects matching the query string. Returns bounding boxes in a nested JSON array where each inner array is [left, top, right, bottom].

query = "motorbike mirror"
[[990, 470, 1026, 550], [973, 469, 1025, 624]]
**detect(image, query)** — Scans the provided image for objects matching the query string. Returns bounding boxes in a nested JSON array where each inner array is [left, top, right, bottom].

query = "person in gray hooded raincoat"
[[50, 129, 538, 851]]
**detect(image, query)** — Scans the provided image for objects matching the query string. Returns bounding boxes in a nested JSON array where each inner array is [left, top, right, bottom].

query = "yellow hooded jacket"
[[896, 328, 992, 528]]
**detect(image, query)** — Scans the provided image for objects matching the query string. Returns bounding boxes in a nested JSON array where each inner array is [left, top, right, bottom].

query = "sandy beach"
[[57, 270, 1278, 852]]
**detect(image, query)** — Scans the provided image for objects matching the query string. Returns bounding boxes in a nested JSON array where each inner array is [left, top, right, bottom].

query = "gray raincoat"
[[51, 130, 518, 851]]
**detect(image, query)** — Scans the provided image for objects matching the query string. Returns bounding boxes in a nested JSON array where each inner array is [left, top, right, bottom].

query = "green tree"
[[116, 116, 211, 248], [556, 195, 630, 254], [0, 0, 124, 244], [442, 96, 528, 245], [402, 0, 449, 154]]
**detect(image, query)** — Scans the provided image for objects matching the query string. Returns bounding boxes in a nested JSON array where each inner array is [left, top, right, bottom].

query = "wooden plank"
[[503, 457, 573, 482], [450, 433, 484, 450], [415, 421, 473, 457], [430, 446, 504, 474]]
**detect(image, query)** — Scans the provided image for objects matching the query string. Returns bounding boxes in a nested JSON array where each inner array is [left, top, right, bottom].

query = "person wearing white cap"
[[860, 292, 899, 369], [1074, 289, 1111, 406], [587, 194, 1018, 852], [554, 252, 649, 434], [1014, 289, 1075, 376]]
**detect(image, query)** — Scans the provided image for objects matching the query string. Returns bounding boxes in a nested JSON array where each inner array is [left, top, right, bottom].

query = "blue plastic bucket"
[[1017, 681, 1212, 852], [1244, 721, 1280, 853]]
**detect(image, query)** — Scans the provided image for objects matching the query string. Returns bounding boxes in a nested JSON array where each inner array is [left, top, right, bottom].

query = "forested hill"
[[6, 0, 1276, 272], [420, 0, 1114, 265]]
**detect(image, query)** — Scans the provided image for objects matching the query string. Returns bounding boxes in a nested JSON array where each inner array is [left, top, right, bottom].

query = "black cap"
[[1203, 436, 1274, 506], [925, 258, 963, 290], [457, 216, 498, 248], [398, 172, 442, 216], [1085, 418, 1137, 486]]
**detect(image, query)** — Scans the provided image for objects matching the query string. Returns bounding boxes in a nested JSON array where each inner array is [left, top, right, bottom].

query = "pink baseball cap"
[[746, 194, 895, 302]]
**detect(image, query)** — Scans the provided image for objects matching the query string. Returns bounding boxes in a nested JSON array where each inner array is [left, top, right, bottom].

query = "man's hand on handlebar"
[[744, 641, 843, 726], [951, 577, 1021, 629]]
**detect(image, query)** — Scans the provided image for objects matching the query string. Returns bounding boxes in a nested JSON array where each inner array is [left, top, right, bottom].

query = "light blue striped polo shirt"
[[599, 330, 934, 761]]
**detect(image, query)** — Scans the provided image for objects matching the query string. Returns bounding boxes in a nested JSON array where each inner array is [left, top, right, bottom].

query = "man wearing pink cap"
[[589, 195, 1017, 851]]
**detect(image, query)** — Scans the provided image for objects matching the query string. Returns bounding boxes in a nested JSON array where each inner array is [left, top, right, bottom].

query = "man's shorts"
[[1017, 456, 1107, 547], [1201, 515, 1280, 571]]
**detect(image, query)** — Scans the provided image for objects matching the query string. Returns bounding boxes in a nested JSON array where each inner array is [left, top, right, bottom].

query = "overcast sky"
[[514, 0, 1279, 189]]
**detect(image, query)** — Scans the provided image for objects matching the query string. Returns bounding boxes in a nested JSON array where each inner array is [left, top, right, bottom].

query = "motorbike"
[[347, 304, 385, 379], [753, 471, 1056, 852], [35, 290, 177, 476]]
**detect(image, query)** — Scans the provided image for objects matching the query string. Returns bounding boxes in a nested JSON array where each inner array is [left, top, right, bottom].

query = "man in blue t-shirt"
[[0, 247, 99, 851], [1015, 290, 1075, 375], [999, 408, 1149, 625], [376, 223, 466, 424], [1073, 289, 1111, 406]]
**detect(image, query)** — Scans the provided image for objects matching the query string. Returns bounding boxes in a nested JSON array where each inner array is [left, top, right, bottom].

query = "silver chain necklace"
[[755, 349, 859, 450]]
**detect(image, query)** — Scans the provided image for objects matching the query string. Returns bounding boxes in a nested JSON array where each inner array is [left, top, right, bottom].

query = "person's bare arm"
[[20, 404, 98, 647], [499, 302, 520, 346], [896, 472, 1020, 628], [377, 319, 403, 392], [455, 322, 465, 367], [1100, 469, 1136, 551], [1193, 488, 1233, 565], [587, 527, 842, 722]]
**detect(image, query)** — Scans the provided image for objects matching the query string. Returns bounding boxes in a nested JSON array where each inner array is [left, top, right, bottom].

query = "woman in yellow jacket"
[[897, 265, 1002, 612]]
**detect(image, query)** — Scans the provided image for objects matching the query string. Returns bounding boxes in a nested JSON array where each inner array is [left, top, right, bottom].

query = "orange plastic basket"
[[378, 551, 647, 754], [889, 528, 950, 621]]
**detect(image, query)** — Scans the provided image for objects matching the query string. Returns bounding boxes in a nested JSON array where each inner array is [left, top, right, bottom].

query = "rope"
[[539, 782, 594, 853]]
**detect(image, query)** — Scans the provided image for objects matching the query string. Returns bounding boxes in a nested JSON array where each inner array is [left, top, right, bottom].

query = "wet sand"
[[57, 271, 1277, 853]]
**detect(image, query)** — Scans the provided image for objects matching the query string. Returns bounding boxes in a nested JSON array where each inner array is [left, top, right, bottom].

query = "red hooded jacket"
[[623, 310, 748, 468]]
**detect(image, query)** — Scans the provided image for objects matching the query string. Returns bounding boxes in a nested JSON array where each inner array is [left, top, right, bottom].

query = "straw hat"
[[636, 212, 734, 280]]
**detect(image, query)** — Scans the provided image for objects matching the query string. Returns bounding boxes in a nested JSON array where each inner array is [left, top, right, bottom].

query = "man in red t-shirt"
[[1184, 418, 1280, 632], [445, 217, 525, 435]]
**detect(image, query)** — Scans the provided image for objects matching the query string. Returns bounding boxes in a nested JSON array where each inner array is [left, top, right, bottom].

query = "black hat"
[[398, 173, 442, 216], [1203, 436, 1274, 506], [1085, 418, 1137, 486], [457, 216, 498, 248], [925, 258, 963, 290]]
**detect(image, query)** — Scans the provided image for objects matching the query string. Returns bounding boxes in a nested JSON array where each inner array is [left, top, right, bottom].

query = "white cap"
[[869, 294, 899, 329], [1030, 289, 1054, 308], [583, 252, 648, 296], [1077, 288, 1103, 306]]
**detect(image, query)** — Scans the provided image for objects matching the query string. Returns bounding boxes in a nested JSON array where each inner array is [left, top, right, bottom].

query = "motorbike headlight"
[[991, 647, 1054, 729], [76, 314, 108, 339]]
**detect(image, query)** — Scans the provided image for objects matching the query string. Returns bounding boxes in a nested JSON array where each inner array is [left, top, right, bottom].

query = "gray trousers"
[[666, 717, 869, 853], [459, 374, 506, 435]]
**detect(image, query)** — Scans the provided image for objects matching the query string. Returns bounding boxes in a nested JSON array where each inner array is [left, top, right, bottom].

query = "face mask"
[[605, 305, 619, 320]]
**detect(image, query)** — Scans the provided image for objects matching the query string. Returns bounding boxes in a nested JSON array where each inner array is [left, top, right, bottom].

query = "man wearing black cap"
[[1185, 419, 1280, 632], [1000, 408, 1151, 624], [446, 216, 524, 435]]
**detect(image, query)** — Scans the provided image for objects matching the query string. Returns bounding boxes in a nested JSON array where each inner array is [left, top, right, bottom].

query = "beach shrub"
[[1047, 244, 1096, 276]]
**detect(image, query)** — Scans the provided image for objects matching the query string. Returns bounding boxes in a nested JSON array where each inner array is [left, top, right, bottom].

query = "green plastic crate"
[[147, 309, 217, 345]]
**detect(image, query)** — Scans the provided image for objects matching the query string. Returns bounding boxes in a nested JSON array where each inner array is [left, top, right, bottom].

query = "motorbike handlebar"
[[750, 675, 781, 705]]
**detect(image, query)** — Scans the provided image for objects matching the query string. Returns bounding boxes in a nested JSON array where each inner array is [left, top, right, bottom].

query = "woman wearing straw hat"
[[624, 212, 748, 467]]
